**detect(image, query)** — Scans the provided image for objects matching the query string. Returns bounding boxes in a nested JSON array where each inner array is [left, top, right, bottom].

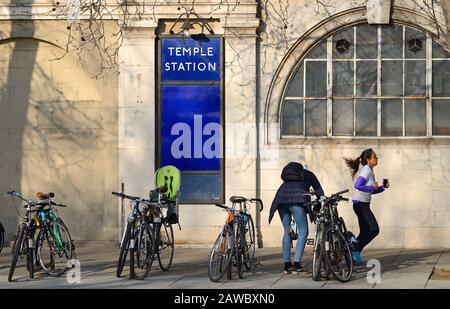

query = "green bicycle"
[[7, 191, 74, 281]]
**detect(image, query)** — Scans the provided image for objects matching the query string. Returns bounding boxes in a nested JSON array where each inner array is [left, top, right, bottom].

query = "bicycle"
[[6, 191, 74, 282], [208, 197, 263, 282], [227, 196, 263, 270], [34, 192, 75, 277], [305, 189, 353, 283], [113, 191, 155, 280], [146, 189, 175, 272], [0, 221, 4, 254], [113, 186, 174, 279]]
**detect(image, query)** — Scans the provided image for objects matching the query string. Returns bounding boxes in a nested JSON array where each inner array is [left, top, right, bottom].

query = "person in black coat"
[[269, 162, 324, 274]]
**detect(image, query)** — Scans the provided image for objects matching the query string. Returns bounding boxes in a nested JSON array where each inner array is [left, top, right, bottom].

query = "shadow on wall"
[[0, 26, 114, 243], [0, 17, 37, 243]]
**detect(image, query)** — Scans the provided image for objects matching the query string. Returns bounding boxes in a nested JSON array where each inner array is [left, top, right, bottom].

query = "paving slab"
[[0, 245, 447, 289], [425, 279, 450, 289]]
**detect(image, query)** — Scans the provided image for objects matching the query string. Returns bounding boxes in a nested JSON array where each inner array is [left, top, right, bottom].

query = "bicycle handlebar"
[[50, 201, 66, 207], [332, 189, 349, 196], [214, 203, 228, 210], [112, 191, 163, 209], [111, 191, 137, 200], [6, 191, 27, 202], [303, 190, 323, 197], [7, 190, 65, 207], [304, 189, 349, 208], [249, 198, 264, 212], [214, 203, 246, 216]]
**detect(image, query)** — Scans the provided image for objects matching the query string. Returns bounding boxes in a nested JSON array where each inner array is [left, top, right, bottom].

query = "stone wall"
[[260, 0, 450, 248], [0, 1, 448, 248], [0, 20, 118, 242]]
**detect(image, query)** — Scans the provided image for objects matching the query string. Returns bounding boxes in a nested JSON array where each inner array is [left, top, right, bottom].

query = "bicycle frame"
[[37, 208, 65, 250]]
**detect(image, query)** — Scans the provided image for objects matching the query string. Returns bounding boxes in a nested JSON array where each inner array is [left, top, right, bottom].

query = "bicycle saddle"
[[36, 192, 55, 200], [230, 196, 247, 203]]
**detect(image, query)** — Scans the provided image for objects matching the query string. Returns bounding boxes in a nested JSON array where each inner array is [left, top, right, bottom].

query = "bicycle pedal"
[[306, 239, 314, 246]]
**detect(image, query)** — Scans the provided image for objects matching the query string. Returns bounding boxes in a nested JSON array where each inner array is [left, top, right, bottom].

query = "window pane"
[[282, 99, 304, 135], [432, 99, 450, 135], [356, 25, 377, 59], [356, 61, 377, 96], [333, 27, 354, 59], [381, 60, 403, 96], [432, 41, 450, 58], [405, 61, 426, 95], [432, 60, 450, 97], [356, 99, 377, 136], [333, 99, 354, 136], [381, 25, 403, 59], [305, 61, 327, 97], [306, 40, 327, 59], [179, 173, 221, 202], [405, 27, 426, 58], [381, 99, 403, 136], [333, 61, 354, 96], [305, 99, 327, 136], [405, 100, 426, 136], [286, 64, 304, 97]]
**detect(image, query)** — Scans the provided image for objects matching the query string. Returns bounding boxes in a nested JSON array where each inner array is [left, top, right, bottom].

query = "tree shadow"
[[0, 18, 118, 249]]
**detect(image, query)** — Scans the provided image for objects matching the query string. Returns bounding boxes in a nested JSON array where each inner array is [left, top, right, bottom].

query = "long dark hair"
[[344, 148, 374, 179]]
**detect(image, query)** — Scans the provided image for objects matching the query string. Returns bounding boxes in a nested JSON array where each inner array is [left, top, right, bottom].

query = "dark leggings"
[[353, 202, 379, 252]]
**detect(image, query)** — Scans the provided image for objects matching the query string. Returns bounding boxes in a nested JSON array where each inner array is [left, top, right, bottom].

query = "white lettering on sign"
[[168, 47, 214, 57], [165, 45, 217, 73], [164, 62, 216, 72], [170, 115, 221, 160]]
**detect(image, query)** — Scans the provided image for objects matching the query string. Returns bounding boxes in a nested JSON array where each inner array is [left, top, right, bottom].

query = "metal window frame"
[[280, 23, 450, 139]]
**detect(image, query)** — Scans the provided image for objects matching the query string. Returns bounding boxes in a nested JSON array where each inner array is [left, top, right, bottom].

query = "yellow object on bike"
[[32, 214, 41, 229]]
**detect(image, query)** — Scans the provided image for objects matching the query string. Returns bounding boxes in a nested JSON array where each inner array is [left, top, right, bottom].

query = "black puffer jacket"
[[268, 162, 324, 224]]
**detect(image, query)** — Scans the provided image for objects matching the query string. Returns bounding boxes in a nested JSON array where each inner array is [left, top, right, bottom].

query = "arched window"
[[281, 24, 450, 137]]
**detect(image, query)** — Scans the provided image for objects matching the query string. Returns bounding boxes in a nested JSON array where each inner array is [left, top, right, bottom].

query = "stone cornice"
[[0, 2, 258, 21]]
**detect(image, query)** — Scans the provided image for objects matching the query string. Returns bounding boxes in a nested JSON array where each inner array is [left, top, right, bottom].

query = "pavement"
[[0, 244, 449, 289]]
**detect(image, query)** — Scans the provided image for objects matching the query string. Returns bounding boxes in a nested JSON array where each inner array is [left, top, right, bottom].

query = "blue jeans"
[[278, 205, 308, 263]]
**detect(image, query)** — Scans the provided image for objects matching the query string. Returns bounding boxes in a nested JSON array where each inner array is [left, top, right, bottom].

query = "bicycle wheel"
[[338, 217, 348, 234], [236, 222, 244, 279], [243, 215, 256, 270], [117, 223, 131, 278], [208, 224, 234, 282], [0, 222, 5, 254], [8, 224, 26, 282], [36, 221, 74, 277], [0, 227, 4, 254], [157, 219, 174, 271], [312, 223, 325, 281], [323, 227, 353, 282], [130, 223, 155, 280]]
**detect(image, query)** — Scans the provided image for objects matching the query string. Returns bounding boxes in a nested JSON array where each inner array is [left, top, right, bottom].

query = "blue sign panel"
[[161, 84, 221, 171], [162, 37, 220, 81]]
